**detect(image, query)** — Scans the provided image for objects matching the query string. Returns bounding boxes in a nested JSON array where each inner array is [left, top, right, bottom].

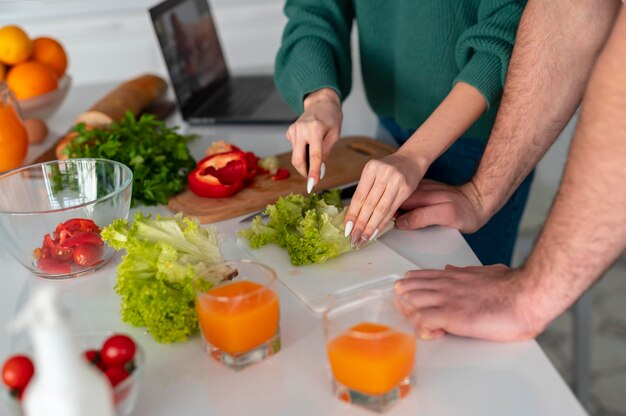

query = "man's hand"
[[395, 180, 488, 233], [286, 88, 342, 192], [394, 264, 546, 342]]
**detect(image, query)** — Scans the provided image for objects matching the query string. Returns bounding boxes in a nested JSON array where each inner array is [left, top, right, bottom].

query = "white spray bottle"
[[10, 287, 115, 416]]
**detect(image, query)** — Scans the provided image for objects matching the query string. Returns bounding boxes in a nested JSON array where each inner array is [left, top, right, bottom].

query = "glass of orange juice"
[[195, 259, 281, 370], [323, 288, 417, 412]]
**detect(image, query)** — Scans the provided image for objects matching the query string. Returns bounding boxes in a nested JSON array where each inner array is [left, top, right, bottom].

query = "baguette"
[[74, 74, 168, 126]]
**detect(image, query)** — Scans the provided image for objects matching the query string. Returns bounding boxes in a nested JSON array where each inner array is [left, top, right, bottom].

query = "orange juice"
[[327, 322, 416, 395], [196, 280, 279, 355], [0, 93, 28, 172]]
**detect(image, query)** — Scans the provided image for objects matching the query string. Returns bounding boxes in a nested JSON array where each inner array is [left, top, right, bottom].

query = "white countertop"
[[0, 84, 587, 416]]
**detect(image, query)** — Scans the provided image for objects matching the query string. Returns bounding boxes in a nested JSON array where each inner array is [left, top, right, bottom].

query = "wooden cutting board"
[[168, 136, 396, 223]]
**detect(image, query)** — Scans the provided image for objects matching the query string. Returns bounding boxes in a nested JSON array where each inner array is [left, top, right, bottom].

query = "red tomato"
[[56, 218, 100, 234], [50, 245, 73, 262], [84, 349, 99, 364], [37, 258, 71, 274], [72, 244, 103, 267], [2, 355, 34, 390], [101, 335, 136, 367], [61, 231, 103, 248], [104, 366, 129, 387]]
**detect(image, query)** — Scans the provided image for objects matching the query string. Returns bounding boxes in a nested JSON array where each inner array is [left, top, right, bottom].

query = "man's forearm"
[[470, 0, 620, 219], [524, 8, 626, 326]]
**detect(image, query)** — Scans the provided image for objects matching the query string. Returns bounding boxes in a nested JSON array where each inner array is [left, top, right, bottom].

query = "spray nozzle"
[[9, 286, 67, 334]]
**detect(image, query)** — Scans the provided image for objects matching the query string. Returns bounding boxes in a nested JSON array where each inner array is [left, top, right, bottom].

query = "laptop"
[[149, 0, 296, 124]]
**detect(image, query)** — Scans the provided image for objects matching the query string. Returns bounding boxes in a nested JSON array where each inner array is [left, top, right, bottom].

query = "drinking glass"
[[195, 259, 281, 370], [323, 288, 417, 412]]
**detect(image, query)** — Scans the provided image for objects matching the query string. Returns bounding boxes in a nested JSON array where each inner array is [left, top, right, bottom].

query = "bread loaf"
[[74, 74, 168, 126]]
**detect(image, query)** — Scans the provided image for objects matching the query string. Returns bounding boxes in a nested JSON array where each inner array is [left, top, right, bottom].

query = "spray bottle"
[[10, 287, 115, 416]]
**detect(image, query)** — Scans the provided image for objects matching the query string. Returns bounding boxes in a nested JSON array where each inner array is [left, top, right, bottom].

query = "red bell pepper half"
[[188, 151, 248, 198]]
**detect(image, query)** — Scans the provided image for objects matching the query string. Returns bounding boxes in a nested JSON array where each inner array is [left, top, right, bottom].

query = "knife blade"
[[238, 183, 358, 223]]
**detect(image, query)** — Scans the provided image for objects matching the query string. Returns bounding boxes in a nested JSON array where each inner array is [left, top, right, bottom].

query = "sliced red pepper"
[[61, 231, 104, 248], [243, 151, 260, 182], [188, 151, 248, 198], [38, 258, 72, 274], [271, 168, 291, 181]]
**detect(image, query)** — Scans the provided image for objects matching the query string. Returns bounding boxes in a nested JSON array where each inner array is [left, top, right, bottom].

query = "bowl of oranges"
[[0, 25, 70, 120]]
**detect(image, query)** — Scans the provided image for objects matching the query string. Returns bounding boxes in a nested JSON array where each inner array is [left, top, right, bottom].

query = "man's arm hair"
[[468, 0, 621, 220], [525, 6, 626, 324]]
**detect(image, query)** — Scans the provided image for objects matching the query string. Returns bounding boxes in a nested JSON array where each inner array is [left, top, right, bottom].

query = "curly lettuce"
[[239, 190, 383, 266], [102, 212, 225, 343]]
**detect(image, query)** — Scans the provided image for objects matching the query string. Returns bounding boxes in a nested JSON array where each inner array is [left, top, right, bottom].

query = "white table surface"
[[0, 84, 587, 416]]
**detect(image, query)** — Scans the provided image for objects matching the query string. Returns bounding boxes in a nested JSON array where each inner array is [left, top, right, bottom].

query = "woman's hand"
[[344, 151, 428, 247], [286, 88, 342, 193]]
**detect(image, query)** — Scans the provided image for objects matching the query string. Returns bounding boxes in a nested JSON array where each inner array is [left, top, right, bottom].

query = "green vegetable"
[[102, 212, 227, 343], [239, 190, 359, 266], [259, 155, 280, 175], [63, 112, 197, 207]]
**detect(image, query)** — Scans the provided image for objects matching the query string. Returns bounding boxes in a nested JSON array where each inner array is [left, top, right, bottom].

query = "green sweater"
[[275, 0, 526, 139]]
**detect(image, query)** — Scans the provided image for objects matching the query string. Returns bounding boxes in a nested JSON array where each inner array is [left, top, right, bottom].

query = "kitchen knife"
[[238, 183, 358, 223]]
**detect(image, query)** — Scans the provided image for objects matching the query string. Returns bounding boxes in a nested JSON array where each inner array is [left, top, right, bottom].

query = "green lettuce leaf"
[[102, 212, 224, 343], [239, 192, 368, 266]]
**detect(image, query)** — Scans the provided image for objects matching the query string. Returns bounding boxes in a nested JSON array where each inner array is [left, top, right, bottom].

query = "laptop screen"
[[150, 0, 227, 106]]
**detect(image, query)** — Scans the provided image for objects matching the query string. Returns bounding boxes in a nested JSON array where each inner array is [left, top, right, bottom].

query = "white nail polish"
[[344, 221, 354, 237], [306, 177, 315, 194], [320, 163, 326, 180], [371, 228, 379, 241]]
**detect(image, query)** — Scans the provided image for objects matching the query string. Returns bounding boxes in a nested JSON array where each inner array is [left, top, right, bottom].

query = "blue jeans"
[[379, 117, 534, 266]]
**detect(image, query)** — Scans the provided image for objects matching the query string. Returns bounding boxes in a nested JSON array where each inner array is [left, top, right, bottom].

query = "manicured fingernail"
[[351, 230, 362, 247], [419, 328, 432, 340], [320, 162, 326, 180], [344, 221, 353, 237], [356, 234, 369, 249], [371, 228, 379, 241], [307, 177, 315, 194]]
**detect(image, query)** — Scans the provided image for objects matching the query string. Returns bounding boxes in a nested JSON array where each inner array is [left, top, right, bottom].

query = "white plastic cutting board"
[[237, 235, 418, 314]]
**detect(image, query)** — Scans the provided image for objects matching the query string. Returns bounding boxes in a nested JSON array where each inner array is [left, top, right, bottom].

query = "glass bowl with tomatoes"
[[2, 331, 143, 416], [0, 158, 132, 279]]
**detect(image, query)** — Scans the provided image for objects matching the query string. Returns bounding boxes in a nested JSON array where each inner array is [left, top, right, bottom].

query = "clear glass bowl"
[[2, 330, 144, 416], [17, 75, 71, 120], [0, 158, 132, 279]]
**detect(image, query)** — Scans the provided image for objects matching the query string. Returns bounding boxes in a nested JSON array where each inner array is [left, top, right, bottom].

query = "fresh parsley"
[[63, 112, 197, 206]]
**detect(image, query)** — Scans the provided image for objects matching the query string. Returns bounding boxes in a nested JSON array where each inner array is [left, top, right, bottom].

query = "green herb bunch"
[[63, 112, 197, 206]]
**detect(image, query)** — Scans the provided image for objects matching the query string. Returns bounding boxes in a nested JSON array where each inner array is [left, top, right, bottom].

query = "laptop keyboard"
[[198, 76, 276, 117]]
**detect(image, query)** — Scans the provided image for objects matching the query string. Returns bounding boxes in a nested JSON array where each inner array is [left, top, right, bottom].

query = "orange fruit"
[[0, 103, 29, 172], [0, 25, 32, 65], [0, 63, 6, 81], [31, 37, 67, 78], [6, 61, 58, 100]]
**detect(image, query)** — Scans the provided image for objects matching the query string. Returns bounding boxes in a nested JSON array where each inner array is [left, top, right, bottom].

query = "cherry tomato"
[[2, 355, 34, 390], [72, 244, 103, 267], [56, 218, 100, 234], [104, 366, 129, 387], [84, 349, 99, 364], [101, 335, 136, 367]]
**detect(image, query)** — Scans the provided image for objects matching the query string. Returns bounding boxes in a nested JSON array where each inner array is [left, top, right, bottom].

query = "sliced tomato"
[[61, 231, 103, 248], [73, 244, 103, 266], [37, 258, 72, 274], [56, 218, 100, 235]]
